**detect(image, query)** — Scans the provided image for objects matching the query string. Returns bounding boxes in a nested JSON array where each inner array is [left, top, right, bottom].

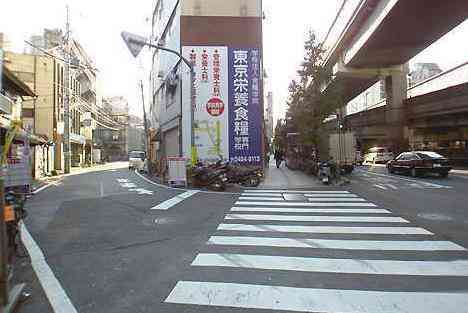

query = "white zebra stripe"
[[192, 253, 468, 276], [305, 198, 367, 202], [242, 190, 350, 194], [304, 194, 359, 197], [165, 281, 468, 313], [224, 214, 408, 223], [236, 201, 377, 207], [207, 236, 466, 251], [230, 207, 391, 214], [238, 197, 285, 201], [241, 193, 284, 197], [217, 224, 433, 235]]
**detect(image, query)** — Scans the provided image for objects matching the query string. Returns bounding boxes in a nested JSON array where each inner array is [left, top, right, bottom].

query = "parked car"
[[387, 151, 451, 177], [364, 147, 394, 164], [128, 150, 146, 171]]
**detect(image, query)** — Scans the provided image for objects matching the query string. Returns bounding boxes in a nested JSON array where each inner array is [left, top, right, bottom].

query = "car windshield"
[[417, 152, 444, 159], [129, 151, 145, 159]]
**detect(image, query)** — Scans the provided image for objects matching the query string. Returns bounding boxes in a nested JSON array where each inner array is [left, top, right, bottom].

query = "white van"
[[364, 147, 394, 164], [128, 151, 146, 171]]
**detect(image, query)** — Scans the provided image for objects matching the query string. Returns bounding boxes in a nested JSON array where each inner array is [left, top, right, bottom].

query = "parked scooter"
[[318, 161, 332, 185], [191, 162, 228, 191]]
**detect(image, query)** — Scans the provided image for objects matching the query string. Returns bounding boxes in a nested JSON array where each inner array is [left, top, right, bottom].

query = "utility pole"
[[63, 5, 71, 174], [140, 81, 151, 174]]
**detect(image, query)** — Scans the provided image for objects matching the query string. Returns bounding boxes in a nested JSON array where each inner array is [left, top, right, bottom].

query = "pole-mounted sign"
[[121, 32, 147, 58]]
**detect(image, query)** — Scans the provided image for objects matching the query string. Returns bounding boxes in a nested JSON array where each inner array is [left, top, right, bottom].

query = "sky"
[[1, 0, 468, 120]]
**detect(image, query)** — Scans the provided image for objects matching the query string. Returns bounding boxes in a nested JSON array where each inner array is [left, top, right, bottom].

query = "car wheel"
[[387, 166, 394, 174], [440, 172, 449, 178], [410, 167, 418, 178]]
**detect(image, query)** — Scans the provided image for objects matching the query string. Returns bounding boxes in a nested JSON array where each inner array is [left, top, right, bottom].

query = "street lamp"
[[120, 31, 197, 165]]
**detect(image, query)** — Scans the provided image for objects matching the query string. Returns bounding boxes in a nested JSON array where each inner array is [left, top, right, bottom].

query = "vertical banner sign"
[[228, 48, 262, 165], [182, 46, 262, 165], [182, 46, 229, 162]]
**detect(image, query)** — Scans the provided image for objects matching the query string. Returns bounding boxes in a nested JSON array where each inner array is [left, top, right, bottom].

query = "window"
[[129, 151, 145, 159], [417, 152, 444, 159], [396, 153, 406, 160], [406, 153, 418, 160]]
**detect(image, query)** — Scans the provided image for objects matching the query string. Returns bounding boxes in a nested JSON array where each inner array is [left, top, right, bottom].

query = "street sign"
[[121, 32, 147, 58]]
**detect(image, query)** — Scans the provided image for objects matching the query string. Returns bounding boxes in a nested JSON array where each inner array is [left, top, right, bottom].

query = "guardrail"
[[322, 0, 367, 65]]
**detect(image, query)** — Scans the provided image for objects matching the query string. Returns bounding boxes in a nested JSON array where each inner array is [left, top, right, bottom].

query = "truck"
[[328, 132, 358, 174]]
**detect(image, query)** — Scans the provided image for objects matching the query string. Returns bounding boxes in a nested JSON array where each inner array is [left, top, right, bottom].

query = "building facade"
[[150, 0, 264, 167], [94, 96, 129, 162], [127, 115, 145, 152], [4, 30, 103, 173]]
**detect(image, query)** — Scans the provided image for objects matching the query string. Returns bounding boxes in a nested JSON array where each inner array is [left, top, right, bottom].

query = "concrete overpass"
[[321, 0, 468, 152], [345, 62, 468, 163], [323, 0, 468, 102]]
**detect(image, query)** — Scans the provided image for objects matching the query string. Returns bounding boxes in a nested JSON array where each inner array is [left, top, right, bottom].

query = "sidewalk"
[[31, 162, 128, 191], [260, 160, 322, 188]]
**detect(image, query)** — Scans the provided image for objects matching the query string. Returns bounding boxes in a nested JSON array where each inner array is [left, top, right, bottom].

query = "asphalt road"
[[15, 163, 468, 313]]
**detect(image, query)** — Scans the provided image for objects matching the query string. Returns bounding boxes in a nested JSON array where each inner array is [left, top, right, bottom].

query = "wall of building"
[[181, 0, 261, 17], [151, 0, 182, 159], [150, 0, 264, 164], [4, 52, 55, 138]]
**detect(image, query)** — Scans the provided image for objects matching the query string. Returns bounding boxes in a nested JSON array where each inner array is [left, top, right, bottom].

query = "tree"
[[273, 118, 287, 151], [286, 31, 343, 148]]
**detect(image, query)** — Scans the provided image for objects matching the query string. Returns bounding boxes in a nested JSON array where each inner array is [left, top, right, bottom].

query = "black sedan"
[[387, 151, 452, 177]]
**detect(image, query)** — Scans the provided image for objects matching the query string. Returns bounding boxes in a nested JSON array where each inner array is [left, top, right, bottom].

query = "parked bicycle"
[[4, 190, 30, 263]]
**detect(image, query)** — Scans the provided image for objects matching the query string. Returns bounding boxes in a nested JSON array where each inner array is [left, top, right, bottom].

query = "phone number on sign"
[[230, 156, 261, 163]]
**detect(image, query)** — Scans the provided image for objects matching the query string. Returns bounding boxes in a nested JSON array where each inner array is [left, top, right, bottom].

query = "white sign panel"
[[182, 46, 229, 162]]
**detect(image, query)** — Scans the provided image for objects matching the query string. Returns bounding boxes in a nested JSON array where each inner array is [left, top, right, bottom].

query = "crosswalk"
[[164, 189, 468, 313]]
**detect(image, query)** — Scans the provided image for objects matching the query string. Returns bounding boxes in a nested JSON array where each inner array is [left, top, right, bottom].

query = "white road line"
[[100, 181, 104, 197], [386, 184, 398, 190], [306, 198, 367, 202], [236, 201, 377, 207], [192, 253, 468, 276], [20, 223, 78, 313], [165, 281, 468, 313], [374, 184, 388, 190], [217, 224, 433, 235], [243, 190, 350, 194], [33, 183, 53, 194], [230, 207, 391, 214], [304, 194, 358, 197], [224, 214, 408, 223], [356, 169, 451, 189], [207, 236, 466, 251], [151, 190, 199, 210], [241, 193, 284, 197], [238, 197, 285, 201]]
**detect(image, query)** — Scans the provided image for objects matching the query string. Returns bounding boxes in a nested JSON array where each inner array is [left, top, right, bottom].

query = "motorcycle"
[[191, 162, 228, 191], [220, 162, 262, 187]]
